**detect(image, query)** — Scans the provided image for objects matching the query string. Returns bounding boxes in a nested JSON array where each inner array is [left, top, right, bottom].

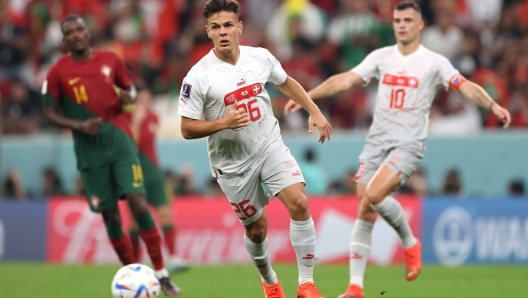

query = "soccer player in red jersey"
[[42, 15, 180, 296], [128, 88, 189, 273]]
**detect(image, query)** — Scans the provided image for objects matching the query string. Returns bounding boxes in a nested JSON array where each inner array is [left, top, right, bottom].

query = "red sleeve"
[[42, 64, 62, 105], [112, 52, 132, 89]]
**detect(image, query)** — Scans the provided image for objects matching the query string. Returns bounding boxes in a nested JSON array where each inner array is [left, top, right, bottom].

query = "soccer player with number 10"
[[285, 2, 511, 298], [178, 0, 332, 297]]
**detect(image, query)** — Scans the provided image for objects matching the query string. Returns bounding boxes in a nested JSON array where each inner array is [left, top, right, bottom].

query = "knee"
[[365, 187, 386, 205], [285, 193, 309, 215], [246, 226, 266, 244], [127, 194, 149, 217], [102, 210, 121, 227], [357, 199, 377, 222]]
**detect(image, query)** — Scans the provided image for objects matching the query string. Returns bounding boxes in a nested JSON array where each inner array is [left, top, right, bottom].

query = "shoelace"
[[265, 286, 284, 298], [405, 246, 419, 265], [301, 283, 322, 297]]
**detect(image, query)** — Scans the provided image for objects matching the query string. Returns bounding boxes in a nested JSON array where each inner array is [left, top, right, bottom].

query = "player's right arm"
[[178, 72, 248, 139], [285, 50, 380, 114], [180, 100, 248, 139], [42, 65, 103, 135]]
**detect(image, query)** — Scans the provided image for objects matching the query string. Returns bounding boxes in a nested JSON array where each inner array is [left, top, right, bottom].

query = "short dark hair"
[[203, 0, 240, 19], [60, 14, 85, 33], [395, 1, 422, 15]]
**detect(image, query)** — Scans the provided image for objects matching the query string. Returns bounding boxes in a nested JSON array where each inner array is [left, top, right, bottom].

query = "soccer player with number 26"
[[178, 1, 333, 297]]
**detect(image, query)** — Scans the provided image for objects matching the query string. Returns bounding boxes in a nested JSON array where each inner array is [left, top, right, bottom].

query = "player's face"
[[206, 11, 243, 54], [393, 8, 423, 45], [62, 19, 91, 53]]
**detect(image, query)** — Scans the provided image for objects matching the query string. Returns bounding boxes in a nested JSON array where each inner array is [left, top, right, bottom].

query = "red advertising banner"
[[46, 196, 422, 265]]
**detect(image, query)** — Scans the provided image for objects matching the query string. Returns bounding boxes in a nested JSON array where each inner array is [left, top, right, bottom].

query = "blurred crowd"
[[1, 0, 528, 136], [2, 146, 525, 199]]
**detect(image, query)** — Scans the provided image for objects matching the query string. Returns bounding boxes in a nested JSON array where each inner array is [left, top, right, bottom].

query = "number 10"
[[390, 89, 405, 109]]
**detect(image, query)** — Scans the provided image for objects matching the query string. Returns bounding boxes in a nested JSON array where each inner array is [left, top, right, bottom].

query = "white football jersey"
[[352, 45, 461, 144], [178, 46, 287, 176]]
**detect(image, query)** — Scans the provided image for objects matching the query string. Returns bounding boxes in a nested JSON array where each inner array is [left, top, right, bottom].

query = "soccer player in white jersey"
[[285, 2, 511, 298], [178, 1, 332, 297]]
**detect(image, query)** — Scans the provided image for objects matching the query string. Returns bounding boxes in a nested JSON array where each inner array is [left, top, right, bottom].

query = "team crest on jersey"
[[101, 65, 111, 83], [90, 196, 101, 209], [182, 82, 192, 99]]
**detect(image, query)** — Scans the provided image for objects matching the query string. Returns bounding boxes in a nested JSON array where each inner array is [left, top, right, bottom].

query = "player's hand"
[[79, 117, 103, 135], [120, 90, 135, 105], [308, 111, 333, 143], [284, 99, 302, 115], [223, 100, 249, 130], [491, 104, 511, 129]]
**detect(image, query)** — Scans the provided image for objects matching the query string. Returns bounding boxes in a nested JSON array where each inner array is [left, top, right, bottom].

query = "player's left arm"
[[276, 76, 333, 143], [457, 80, 511, 128]]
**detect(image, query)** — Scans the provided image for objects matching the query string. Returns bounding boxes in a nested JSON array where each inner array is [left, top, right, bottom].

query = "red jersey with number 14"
[[42, 49, 138, 169]]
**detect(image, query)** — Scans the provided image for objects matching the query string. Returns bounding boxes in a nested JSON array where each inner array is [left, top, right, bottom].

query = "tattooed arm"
[[458, 81, 511, 128]]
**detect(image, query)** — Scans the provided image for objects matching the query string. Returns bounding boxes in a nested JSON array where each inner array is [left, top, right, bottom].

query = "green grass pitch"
[[0, 263, 526, 297]]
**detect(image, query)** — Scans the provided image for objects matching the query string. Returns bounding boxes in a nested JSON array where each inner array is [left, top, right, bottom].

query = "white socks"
[[244, 235, 278, 286], [371, 196, 417, 248], [154, 268, 169, 279], [349, 219, 373, 288], [290, 217, 316, 285]]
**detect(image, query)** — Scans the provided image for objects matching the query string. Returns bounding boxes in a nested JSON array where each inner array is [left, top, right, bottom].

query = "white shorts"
[[355, 141, 425, 186], [216, 146, 305, 225]]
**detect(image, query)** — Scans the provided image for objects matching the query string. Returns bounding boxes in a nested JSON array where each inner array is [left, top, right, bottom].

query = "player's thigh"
[[80, 165, 118, 212], [216, 167, 269, 226], [140, 154, 168, 208], [381, 142, 424, 186], [260, 146, 305, 197], [113, 153, 146, 197], [354, 142, 388, 186]]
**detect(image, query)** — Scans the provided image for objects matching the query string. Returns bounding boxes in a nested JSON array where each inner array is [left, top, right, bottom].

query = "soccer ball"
[[111, 264, 161, 298]]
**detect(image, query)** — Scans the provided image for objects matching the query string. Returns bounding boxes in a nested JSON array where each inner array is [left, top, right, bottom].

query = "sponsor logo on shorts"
[[284, 160, 296, 168], [292, 170, 301, 177], [354, 163, 365, 181]]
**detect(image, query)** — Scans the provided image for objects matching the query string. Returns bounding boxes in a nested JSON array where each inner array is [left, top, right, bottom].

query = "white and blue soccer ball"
[[111, 264, 161, 298]]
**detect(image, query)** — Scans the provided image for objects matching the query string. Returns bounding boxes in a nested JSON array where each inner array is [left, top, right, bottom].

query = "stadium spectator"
[[421, 9, 463, 61], [3, 168, 29, 200], [440, 169, 463, 196], [508, 179, 525, 197], [2, 80, 42, 135], [298, 148, 328, 196], [266, 0, 326, 60], [41, 167, 63, 197], [0, 0, 30, 84], [400, 168, 428, 196], [327, 0, 382, 69]]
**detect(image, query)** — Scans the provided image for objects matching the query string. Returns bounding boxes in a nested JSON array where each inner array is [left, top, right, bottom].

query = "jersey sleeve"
[[41, 65, 61, 105], [112, 52, 132, 89], [178, 71, 205, 120], [434, 54, 461, 89], [351, 50, 380, 83], [265, 50, 287, 85]]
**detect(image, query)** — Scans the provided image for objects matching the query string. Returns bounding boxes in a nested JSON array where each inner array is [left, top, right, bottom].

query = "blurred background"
[[0, 0, 527, 269]]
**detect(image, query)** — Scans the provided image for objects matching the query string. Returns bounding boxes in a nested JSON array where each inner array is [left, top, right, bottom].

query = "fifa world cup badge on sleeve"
[[182, 83, 192, 99]]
